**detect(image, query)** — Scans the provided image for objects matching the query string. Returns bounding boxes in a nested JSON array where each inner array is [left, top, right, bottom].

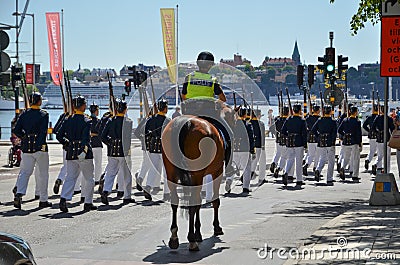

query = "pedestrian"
[[100, 99, 135, 205], [280, 104, 307, 186], [254, 109, 267, 185], [250, 108, 262, 180], [13, 92, 52, 209], [57, 96, 97, 212], [171, 106, 181, 119], [303, 105, 321, 176], [267, 109, 275, 138], [338, 106, 363, 181], [89, 103, 103, 185], [312, 106, 337, 184], [142, 98, 171, 201]]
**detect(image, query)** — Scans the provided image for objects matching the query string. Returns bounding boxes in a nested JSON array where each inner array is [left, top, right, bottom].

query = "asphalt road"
[[0, 142, 391, 265]]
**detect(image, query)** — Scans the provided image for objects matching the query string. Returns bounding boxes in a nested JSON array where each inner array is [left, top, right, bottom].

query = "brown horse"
[[161, 114, 225, 251]]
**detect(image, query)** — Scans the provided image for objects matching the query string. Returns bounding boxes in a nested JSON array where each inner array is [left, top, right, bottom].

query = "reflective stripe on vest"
[[186, 71, 215, 99]]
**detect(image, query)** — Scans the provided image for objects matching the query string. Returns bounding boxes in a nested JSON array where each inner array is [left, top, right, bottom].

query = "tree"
[[330, 0, 383, 35]]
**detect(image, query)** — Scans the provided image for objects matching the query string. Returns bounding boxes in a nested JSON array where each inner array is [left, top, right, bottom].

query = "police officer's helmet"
[[89, 102, 99, 113], [282, 106, 290, 116], [29, 92, 42, 105], [323, 106, 332, 115], [157, 98, 168, 111], [293, 104, 302, 113], [238, 105, 248, 117], [197, 51, 214, 62], [73, 95, 86, 109], [313, 105, 321, 112], [350, 106, 358, 114], [115, 98, 128, 113]]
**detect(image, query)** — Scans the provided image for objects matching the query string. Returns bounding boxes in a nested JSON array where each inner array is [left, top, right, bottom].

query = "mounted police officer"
[[362, 105, 379, 171], [181, 51, 234, 176], [271, 106, 290, 178], [225, 105, 255, 193], [371, 105, 395, 175], [303, 105, 321, 176], [337, 106, 362, 181], [13, 92, 52, 209], [142, 98, 171, 201], [100, 98, 134, 205], [280, 103, 307, 186], [89, 102, 103, 185], [56, 96, 97, 212], [311, 106, 337, 184]]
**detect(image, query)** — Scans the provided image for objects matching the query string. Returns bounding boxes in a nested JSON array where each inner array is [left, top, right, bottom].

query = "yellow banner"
[[160, 8, 176, 83]]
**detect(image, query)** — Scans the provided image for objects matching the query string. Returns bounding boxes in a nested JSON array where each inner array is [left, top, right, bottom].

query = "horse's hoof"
[[214, 228, 224, 236], [189, 242, 199, 251], [194, 233, 203, 242], [169, 237, 179, 249]]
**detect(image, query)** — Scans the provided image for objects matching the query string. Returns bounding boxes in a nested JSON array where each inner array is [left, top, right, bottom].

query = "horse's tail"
[[171, 116, 192, 186]]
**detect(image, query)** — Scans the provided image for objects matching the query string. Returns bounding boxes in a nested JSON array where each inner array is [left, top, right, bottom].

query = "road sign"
[[382, 0, 400, 17], [381, 17, 400, 76], [0, 51, 11, 72]]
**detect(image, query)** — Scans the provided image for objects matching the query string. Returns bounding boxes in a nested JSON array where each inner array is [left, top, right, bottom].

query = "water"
[[0, 105, 278, 140]]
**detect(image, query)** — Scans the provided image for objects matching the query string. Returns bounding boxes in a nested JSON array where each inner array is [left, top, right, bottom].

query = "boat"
[[268, 93, 305, 106], [42, 78, 133, 109]]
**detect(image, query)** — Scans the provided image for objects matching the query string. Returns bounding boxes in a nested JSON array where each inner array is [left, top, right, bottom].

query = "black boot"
[[13, 194, 22, 209], [83, 203, 98, 212], [364, 160, 369, 170], [372, 164, 377, 175], [53, 179, 62, 194], [101, 191, 109, 205], [303, 164, 308, 176], [270, 162, 276, 173], [282, 173, 288, 186], [59, 198, 68, 213], [315, 169, 320, 182]]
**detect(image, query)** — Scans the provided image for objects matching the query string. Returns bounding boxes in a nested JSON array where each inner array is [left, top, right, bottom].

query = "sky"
[[0, 0, 381, 72]]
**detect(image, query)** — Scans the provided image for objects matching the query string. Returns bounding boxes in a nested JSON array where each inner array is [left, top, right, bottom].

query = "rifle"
[[319, 89, 325, 113], [250, 92, 254, 120], [142, 87, 151, 117], [345, 89, 349, 118], [64, 70, 74, 114], [377, 91, 380, 115], [285, 87, 293, 115], [279, 89, 283, 116], [148, 69, 158, 115], [233, 91, 237, 110], [308, 90, 312, 116], [372, 87, 375, 114], [58, 78, 67, 113], [276, 88, 281, 116], [107, 72, 116, 115], [21, 74, 30, 109]]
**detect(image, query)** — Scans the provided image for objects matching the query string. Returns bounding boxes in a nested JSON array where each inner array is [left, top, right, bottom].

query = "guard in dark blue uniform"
[[250, 109, 262, 180], [13, 92, 52, 209], [271, 106, 290, 178], [371, 105, 395, 175], [253, 109, 267, 184], [89, 103, 104, 185], [281, 104, 307, 186], [337, 103, 353, 172], [362, 105, 379, 170], [142, 99, 171, 201], [57, 96, 97, 212], [303, 105, 320, 176], [337, 106, 362, 181], [312, 106, 337, 183], [100, 99, 134, 205]]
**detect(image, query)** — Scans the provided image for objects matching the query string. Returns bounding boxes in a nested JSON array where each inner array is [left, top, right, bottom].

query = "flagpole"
[[61, 9, 65, 71], [175, 4, 179, 106]]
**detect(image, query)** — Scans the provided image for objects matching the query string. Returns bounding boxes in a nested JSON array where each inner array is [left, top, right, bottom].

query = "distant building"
[[220, 53, 252, 68], [292, 41, 301, 66]]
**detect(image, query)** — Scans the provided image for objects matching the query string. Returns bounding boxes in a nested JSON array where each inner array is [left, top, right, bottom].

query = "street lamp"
[[12, 12, 35, 83]]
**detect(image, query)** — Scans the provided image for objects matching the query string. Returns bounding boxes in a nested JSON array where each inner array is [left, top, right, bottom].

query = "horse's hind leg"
[[188, 186, 201, 251], [169, 184, 179, 249], [212, 173, 224, 236], [194, 205, 202, 242]]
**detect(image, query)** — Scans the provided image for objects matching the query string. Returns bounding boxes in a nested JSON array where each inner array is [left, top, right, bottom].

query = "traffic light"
[[297, 65, 304, 88], [0, 30, 11, 86], [325, 47, 335, 76], [308, 65, 314, 87], [317, 55, 327, 78], [337, 55, 348, 79], [11, 65, 23, 82], [127, 66, 148, 89], [124, 79, 132, 94]]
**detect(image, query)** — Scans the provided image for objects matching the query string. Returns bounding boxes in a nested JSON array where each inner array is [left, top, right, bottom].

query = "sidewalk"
[[283, 204, 400, 264]]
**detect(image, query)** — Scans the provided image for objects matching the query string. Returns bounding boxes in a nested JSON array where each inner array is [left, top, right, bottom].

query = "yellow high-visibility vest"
[[186, 71, 216, 99]]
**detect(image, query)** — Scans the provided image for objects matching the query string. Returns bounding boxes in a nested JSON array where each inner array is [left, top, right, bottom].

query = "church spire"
[[292, 41, 301, 66]]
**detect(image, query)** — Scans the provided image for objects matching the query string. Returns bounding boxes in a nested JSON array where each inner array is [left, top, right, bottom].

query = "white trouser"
[[272, 143, 282, 164], [306, 143, 318, 166], [251, 148, 262, 172], [16, 151, 49, 202], [341, 145, 360, 178], [338, 144, 344, 165], [282, 146, 294, 176], [103, 157, 132, 199], [202, 174, 213, 201], [74, 172, 82, 192], [57, 150, 68, 182], [258, 148, 266, 181], [278, 145, 287, 169], [367, 139, 377, 162], [92, 147, 103, 182], [316, 146, 335, 181], [228, 152, 251, 189], [376, 142, 391, 172], [146, 153, 170, 193], [61, 159, 94, 203], [284, 147, 304, 182], [137, 151, 151, 181]]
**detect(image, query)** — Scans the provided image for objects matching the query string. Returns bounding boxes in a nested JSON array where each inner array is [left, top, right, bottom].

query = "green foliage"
[[330, 0, 383, 35]]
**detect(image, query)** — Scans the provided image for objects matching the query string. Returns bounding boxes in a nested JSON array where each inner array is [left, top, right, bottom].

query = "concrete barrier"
[[369, 173, 400, 206]]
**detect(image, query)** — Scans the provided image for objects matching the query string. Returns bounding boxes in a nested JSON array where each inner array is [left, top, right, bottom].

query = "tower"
[[292, 41, 301, 66]]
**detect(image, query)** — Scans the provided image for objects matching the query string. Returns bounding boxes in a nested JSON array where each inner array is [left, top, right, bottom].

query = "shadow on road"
[[143, 236, 229, 264]]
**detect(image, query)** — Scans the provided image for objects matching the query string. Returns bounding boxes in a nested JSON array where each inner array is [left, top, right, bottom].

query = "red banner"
[[46, 12, 63, 85], [25, 63, 34, 84]]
